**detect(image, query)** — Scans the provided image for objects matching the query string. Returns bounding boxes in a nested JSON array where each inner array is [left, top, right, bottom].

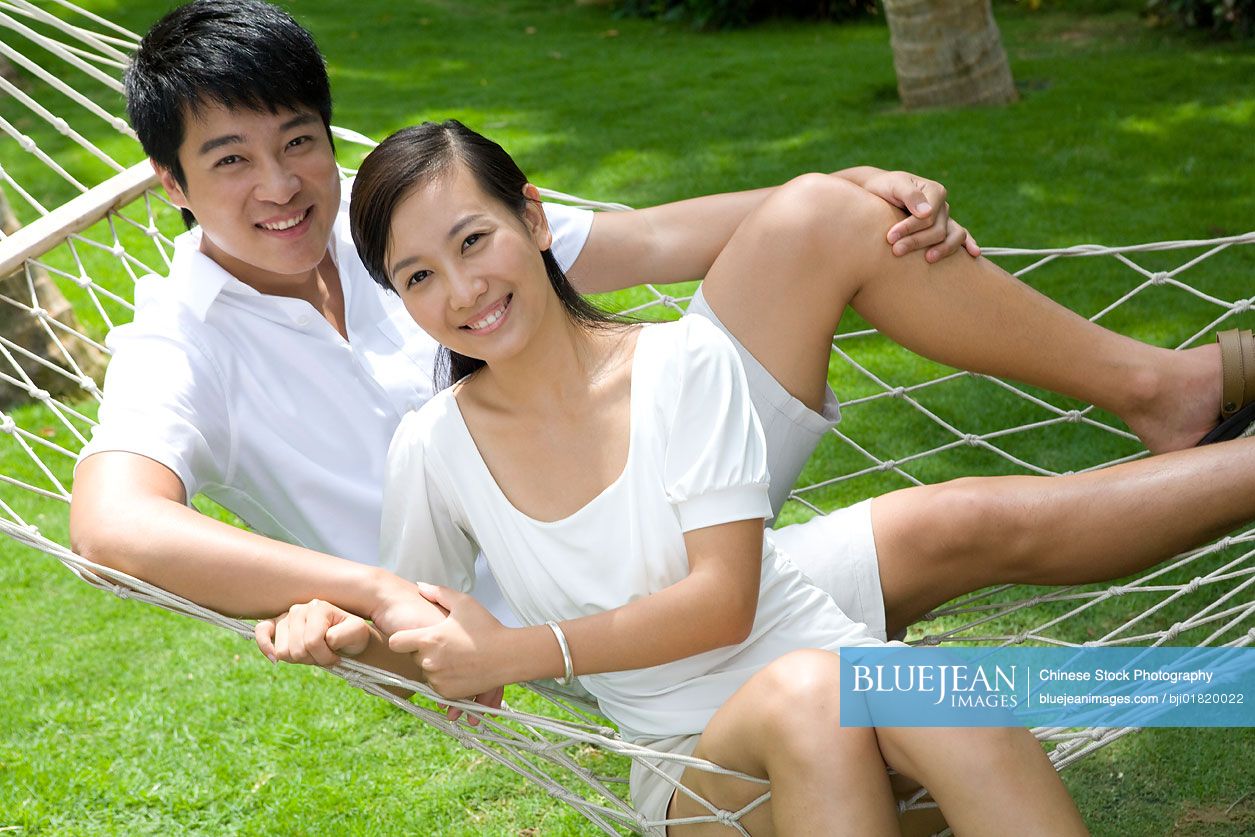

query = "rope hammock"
[[2, 1, 1252, 832]]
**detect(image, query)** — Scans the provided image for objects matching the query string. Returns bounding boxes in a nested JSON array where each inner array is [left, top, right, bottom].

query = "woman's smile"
[[461, 293, 513, 334]]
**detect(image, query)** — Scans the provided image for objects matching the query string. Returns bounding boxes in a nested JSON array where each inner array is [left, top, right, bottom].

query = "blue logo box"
[[838, 646, 1253, 727]]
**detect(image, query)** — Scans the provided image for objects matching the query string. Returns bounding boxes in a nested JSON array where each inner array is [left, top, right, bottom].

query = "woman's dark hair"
[[350, 119, 617, 389], [125, 0, 334, 228]]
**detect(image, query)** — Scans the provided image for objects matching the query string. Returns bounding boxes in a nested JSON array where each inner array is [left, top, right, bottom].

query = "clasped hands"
[[255, 581, 513, 724]]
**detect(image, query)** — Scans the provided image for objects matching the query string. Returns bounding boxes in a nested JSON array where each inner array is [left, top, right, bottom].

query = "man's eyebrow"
[[389, 214, 488, 277], [198, 133, 244, 156], [280, 113, 319, 132], [197, 114, 319, 156]]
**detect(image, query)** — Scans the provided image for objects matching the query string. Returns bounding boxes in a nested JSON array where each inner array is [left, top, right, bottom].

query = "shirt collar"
[[168, 228, 255, 321]]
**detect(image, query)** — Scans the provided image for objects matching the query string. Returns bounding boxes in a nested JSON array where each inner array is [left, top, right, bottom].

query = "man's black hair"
[[125, 0, 334, 227]]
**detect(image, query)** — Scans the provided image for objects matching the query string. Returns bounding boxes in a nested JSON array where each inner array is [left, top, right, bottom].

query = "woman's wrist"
[[503, 624, 570, 684]]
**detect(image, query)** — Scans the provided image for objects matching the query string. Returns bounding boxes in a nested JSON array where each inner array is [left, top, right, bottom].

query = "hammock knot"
[[73, 273, 93, 289], [1065, 410, 1083, 422], [1149, 271, 1170, 285], [715, 810, 738, 826], [112, 584, 131, 600], [79, 376, 99, 393], [1106, 585, 1128, 597], [0, 415, 15, 435], [1185, 577, 1203, 594], [145, 225, 160, 239], [878, 460, 898, 471], [109, 116, 130, 133], [110, 244, 125, 258], [29, 306, 46, 320], [1165, 622, 1184, 641], [1216, 535, 1233, 550], [892, 387, 907, 398], [18, 134, 36, 153], [963, 433, 980, 446], [32, 388, 50, 402]]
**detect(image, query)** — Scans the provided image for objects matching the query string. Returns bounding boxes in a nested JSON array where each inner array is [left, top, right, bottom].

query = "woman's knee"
[[755, 173, 900, 253], [754, 650, 881, 759], [908, 477, 1039, 581]]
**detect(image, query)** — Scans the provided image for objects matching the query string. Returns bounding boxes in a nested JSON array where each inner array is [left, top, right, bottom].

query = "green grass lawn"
[[2, 0, 1254, 833]]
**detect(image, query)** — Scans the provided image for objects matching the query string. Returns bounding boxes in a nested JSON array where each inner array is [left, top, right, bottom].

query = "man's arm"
[[565, 167, 976, 295], [70, 451, 439, 629]]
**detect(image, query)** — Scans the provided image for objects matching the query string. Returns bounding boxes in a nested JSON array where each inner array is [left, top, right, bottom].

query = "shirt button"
[[296, 314, 310, 327]]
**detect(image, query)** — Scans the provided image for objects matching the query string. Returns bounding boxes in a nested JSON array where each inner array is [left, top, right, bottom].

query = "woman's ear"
[[521, 183, 553, 251]]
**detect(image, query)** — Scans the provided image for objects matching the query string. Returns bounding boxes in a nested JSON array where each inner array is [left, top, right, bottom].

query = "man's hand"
[[857, 170, 980, 263], [389, 582, 513, 706], [255, 599, 373, 667], [369, 579, 449, 637]]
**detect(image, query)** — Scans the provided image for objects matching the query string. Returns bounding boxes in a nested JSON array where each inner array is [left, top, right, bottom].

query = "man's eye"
[[288, 135, 312, 149], [215, 154, 242, 167], [406, 270, 431, 288]]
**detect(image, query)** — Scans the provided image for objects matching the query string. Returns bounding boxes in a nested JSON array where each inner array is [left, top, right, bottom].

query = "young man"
[[71, 0, 1255, 688]]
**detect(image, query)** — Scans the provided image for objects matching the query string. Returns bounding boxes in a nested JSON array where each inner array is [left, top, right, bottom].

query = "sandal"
[[1197, 328, 1255, 445]]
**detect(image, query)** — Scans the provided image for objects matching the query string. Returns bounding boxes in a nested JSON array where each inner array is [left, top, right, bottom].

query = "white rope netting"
[[1, 1, 1251, 832]]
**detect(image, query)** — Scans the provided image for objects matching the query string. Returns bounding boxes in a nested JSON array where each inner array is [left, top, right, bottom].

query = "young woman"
[[332, 120, 1090, 835]]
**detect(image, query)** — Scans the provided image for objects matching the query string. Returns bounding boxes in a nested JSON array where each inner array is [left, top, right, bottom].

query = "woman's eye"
[[462, 232, 484, 252], [405, 270, 430, 289]]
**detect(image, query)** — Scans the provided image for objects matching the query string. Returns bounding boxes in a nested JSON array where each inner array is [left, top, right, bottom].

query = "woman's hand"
[[255, 599, 374, 666], [855, 169, 981, 263], [389, 582, 514, 709]]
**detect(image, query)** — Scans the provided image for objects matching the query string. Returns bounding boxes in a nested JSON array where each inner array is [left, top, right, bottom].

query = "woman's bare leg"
[[872, 435, 1255, 634], [875, 725, 1089, 837], [667, 650, 898, 835], [698, 173, 1221, 459], [696, 173, 1252, 636]]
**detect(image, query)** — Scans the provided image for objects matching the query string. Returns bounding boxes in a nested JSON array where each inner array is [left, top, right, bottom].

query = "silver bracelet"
[[545, 620, 574, 686]]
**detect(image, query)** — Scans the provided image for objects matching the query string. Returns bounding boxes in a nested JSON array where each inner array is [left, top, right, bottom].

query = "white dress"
[[381, 316, 887, 742]]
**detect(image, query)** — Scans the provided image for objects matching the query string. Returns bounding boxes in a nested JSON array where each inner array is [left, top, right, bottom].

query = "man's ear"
[[154, 160, 190, 210], [521, 183, 553, 251]]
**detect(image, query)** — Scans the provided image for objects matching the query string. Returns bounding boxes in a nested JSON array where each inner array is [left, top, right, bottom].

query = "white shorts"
[[685, 285, 841, 517]]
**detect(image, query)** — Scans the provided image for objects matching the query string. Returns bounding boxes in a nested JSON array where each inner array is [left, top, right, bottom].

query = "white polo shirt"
[[80, 187, 593, 583]]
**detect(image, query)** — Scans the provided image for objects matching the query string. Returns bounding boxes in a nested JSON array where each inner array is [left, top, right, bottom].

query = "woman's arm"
[[389, 518, 766, 700]]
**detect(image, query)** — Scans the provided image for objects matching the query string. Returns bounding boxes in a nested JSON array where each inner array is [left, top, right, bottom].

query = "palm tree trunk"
[[881, 0, 1018, 109]]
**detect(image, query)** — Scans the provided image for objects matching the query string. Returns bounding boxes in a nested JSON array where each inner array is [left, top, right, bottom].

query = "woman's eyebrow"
[[447, 213, 487, 240], [390, 214, 489, 275]]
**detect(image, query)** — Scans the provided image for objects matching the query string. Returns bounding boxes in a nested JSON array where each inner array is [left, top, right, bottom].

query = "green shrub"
[[1145, 0, 1254, 36], [613, 0, 877, 29]]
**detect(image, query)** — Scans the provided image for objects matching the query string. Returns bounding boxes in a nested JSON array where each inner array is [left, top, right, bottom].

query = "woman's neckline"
[[449, 322, 651, 526]]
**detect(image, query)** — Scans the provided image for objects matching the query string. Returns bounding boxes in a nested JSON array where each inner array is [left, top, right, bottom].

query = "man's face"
[[159, 102, 341, 291]]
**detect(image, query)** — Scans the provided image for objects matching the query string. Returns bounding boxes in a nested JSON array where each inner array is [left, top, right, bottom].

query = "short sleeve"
[[380, 409, 480, 591], [542, 202, 594, 273], [77, 314, 231, 500], [662, 318, 773, 532]]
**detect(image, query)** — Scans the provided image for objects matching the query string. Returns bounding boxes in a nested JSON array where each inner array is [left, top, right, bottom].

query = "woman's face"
[[384, 164, 555, 364]]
